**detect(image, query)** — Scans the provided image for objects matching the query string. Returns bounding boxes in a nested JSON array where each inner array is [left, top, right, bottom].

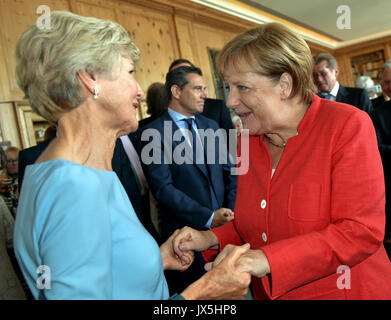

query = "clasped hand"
[[160, 229, 194, 271], [172, 226, 271, 278]]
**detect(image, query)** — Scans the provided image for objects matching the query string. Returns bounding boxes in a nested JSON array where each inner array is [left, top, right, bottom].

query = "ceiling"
[[191, 0, 391, 49]]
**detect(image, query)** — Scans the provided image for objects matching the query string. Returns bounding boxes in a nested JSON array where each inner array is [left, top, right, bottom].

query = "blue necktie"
[[183, 118, 198, 163], [318, 92, 332, 100], [183, 118, 219, 211]]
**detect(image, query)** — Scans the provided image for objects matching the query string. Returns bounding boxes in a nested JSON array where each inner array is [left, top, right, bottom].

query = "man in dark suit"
[[18, 131, 160, 243], [168, 59, 234, 141], [313, 52, 373, 114], [140, 66, 237, 293], [370, 100, 391, 260], [372, 61, 391, 109]]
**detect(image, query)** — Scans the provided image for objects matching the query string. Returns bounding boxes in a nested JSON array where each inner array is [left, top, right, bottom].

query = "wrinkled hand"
[[160, 230, 194, 271], [172, 227, 219, 265], [211, 208, 234, 228], [205, 244, 270, 278], [181, 243, 252, 300]]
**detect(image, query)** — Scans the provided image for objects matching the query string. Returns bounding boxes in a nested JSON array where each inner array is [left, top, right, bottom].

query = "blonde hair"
[[15, 11, 140, 122], [217, 22, 315, 105]]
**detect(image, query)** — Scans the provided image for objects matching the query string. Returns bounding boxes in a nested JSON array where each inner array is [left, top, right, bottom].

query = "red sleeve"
[[260, 111, 386, 298], [202, 220, 244, 262]]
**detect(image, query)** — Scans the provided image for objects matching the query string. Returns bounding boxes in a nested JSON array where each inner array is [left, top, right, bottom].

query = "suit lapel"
[[336, 85, 348, 104]]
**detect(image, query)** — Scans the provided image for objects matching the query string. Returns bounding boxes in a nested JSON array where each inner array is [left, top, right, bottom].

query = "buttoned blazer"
[[205, 94, 391, 300]]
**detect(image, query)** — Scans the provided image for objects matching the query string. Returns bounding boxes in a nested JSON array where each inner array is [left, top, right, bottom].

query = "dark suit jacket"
[[372, 95, 387, 109], [336, 85, 373, 114], [201, 98, 233, 132], [140, 111, 237, 241], [18, 138, 52, 190], [370, 101, 391, 240], [18, 135, 158, 240]]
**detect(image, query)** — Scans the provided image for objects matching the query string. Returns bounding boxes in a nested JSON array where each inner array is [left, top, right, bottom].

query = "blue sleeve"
[[35, 167, 112, 299]]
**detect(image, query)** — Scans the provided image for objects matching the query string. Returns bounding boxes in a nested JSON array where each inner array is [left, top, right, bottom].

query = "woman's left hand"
[[205, 244, 270, 278], [160, 229, 194, 271]]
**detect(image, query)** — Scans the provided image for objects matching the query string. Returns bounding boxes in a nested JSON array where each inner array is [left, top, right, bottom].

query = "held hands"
[[172, 227, 219, 265], [160, 230, 194, 271], [181, 244, 252, 300], [205, 244, 271, 278], [211, 208, 234, 228]]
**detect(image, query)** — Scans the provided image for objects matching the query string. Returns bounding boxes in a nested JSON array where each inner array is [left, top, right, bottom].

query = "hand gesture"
[[181, 244, 252, 300], [211, 208, 234, 228], [172, 226, 219, 265], [160, 230, 194, 271], [205, 244, 271, 278]]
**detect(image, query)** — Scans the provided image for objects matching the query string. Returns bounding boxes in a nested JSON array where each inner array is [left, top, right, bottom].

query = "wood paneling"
[[0, 0, 70, 102], [117, 2, 179, 87], [14, 103, 36, 148], [117, 2, 180, 118], [191, 23, 238, 98], [71, 0, 118, 21], [0, 102, 21, 148]]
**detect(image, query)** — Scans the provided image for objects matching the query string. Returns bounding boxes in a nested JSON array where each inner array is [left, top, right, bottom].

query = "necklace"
[[264, 131, 298, 148], [264, 133, 286, 148]]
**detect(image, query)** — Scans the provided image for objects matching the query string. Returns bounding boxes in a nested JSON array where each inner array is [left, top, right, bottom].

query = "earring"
[[93, 87, 99, 99]]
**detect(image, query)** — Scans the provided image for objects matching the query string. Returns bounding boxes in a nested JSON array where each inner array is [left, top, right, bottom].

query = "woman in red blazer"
[[172, 22, 391, 300]]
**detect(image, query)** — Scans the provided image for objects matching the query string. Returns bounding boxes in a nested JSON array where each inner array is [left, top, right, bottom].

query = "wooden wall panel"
[[14, 103, 36, 148], [117, 2, 179, 118], [0, 25, 9, 102], [173, 16, 198, 66], [191, 23, 238, 98], [117, 2, 179, 86], [0, 0, 70, 102], [71, 0, 117, 21], [0, 102, 21, 148], [334, 54, 354, 87]]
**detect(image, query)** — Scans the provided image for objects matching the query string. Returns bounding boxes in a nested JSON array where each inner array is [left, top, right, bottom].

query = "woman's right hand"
[[181, 243, 251, 300], [172, 227, 219, 265]]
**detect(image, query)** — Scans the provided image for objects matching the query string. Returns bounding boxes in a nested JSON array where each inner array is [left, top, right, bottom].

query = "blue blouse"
[[14, 159, 169, 299]]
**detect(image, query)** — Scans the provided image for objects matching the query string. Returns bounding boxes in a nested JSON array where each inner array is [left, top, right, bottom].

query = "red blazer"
[[205, 94, 391, 300]]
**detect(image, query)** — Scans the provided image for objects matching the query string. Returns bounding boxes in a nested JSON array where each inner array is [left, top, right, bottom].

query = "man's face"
[[313, 60, 339, 93], [176, 73, 207, 117], [381, 68, 391, 98]]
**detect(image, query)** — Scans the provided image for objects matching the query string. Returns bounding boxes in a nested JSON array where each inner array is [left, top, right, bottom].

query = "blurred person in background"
[[0, 147, 20, 217], [372, 61, 391, 109]]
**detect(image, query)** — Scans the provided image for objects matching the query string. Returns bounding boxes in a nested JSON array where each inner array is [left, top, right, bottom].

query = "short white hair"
[[15, 11, 140, 123], [355, 76, 374, 89]]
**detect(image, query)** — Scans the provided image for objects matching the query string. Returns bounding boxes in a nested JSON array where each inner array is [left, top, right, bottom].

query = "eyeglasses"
[[6, 159, 18, 164]]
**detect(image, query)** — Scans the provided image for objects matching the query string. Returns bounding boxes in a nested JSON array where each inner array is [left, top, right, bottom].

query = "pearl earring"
[[93, 87, 99, 99]]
